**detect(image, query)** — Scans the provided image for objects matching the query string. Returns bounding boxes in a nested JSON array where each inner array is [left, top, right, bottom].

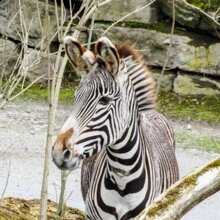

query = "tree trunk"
[[136, 157, 220, 220]]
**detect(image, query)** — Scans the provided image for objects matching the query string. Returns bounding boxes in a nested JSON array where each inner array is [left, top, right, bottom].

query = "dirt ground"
[[0, 99, 219, 220]]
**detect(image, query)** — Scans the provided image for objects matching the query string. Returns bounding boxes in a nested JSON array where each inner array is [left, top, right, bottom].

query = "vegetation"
[[158, 92, 220, 153], [158, 92, 220, 124], [176, 132, 220, 153], [13, 83, 76, 103], [187, 0, 219, 11], [0, 197, 84, 220], [15, 83, 220, 125]]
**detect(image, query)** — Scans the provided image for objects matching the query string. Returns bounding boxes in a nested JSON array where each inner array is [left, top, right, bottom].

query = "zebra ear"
[[64, 36, 95, 76], [96, 37, 120, 75]]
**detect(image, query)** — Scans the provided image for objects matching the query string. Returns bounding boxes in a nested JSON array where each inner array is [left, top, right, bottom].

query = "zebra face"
[[52, 37, 132, 170]]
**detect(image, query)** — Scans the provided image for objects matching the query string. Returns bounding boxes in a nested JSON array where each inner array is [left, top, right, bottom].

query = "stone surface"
[[93, 24, 220, 76], [173, 73, 220, 95], [158, 0, 220, 39], [0, 38, 18, 76], [152, 70, 176, 92], [0, 0, 220, 95], [24, 48, 63, 83], [96, 0, 160, 23], [0, 0, 64, 48]]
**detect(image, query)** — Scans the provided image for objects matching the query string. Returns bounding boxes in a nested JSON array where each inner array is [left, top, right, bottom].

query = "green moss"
[[158, 92, 220, 124], [187, 0, 219, 11], [95, 21, 219, 46], [95, 20, 173, 34], [145, 158, 220, 217], [191, 58, 203, 70], [196, 159, 220, 177], [13, 83, 76, 103], [147, 175, 197, 217], [11, 85, 220, 125], [176, 133, 220, 153]]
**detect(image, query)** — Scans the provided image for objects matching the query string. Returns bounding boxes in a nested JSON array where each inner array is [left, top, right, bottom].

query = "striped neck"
[[105, 112, 149, 192], [123, 56, 156, 112]]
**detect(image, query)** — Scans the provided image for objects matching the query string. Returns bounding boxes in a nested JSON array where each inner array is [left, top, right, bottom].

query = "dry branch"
[[38, 0, 51, 219], [136, 157, 220, 220], [0, 1, 50, 109], [156, 0, 175, 95], [1, 159, 11, 199]]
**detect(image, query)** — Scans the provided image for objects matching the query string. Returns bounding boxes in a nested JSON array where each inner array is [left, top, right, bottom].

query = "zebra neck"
[[106, 120, 146, 181]]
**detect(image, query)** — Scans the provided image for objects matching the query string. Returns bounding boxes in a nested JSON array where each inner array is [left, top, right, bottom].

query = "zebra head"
[[52, 36, 136, 170]]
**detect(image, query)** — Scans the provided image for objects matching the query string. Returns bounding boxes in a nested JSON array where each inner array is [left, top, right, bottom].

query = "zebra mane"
[[115, 44, 156, 111]]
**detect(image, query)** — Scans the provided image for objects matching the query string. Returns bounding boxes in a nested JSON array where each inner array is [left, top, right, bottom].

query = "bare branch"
[[8, 75, 46, 101], [214, 7, 220, 20], [87, 7, 97, 49], [1, 158, 11, 199], [57, 171, 68, 217], [156, 0, 175, 95]]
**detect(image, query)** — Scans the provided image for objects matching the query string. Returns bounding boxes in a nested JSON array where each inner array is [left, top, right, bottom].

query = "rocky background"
[[0, 0, 220, 96]]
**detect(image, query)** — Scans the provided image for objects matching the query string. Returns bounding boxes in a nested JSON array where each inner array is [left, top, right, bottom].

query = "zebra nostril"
[[63, 149, 72, 162]]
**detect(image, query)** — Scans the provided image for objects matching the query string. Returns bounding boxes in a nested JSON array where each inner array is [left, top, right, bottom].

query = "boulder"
[[25, 30, 87, 83], [0, 38, 18, 76], [157, 0, 220, 39], [152, 69, 176, 92], [23, 48, 63, 83], [93, 24, 220, 76], [96, 0, 160, 23], [173, 73, 220, 96], [0, 0, 64, 48]]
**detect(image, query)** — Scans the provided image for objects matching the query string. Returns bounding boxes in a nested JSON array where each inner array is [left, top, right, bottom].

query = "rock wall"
[[0, 0, 219, 96], [93, 0, 220, 96], [0, 0, 61, 48], [96, 0, 160, 23]]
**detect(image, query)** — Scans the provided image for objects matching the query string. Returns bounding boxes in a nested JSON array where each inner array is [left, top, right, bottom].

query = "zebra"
[[52, 36, 179, 220]]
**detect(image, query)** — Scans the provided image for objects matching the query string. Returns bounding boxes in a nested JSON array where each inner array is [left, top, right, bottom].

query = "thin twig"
[[36, 0, 44, 37], [9, 75, 46, 101], [69, 0, 73, 18], [57, 171, 68, 217], [84, 0, 112, 24], [87, 7, 97, 49], [156, 0, 175, 95], [214, 7, 220, 20], [38, 0, 50, 218], [1, 158, 11, 199], [38, 1, 112, 218]]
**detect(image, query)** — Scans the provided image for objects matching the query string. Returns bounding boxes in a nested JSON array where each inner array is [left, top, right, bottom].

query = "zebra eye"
[[99, 96, 111, 105]]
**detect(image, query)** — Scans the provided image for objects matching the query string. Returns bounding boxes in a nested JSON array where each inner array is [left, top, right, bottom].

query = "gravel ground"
[[0, 100, 219, 220]]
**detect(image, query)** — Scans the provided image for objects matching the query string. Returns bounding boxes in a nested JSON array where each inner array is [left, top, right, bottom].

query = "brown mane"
[[115, 44, 143, 62], [115, 43, 156, 111]]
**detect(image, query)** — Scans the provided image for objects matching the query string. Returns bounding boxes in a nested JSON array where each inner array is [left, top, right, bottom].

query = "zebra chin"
[[53, 156, 81, 171]]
